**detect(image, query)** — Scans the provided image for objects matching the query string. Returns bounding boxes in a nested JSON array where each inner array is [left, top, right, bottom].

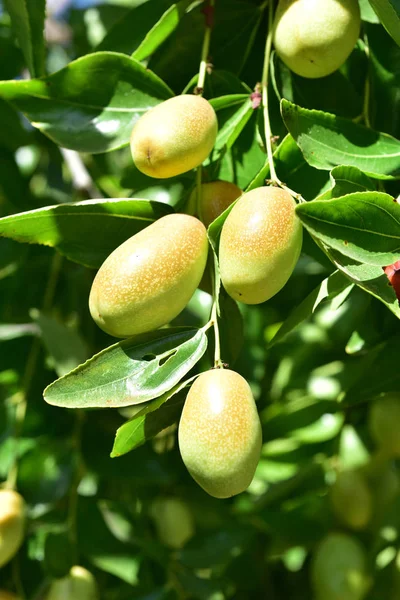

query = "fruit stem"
[[362, 35, 371, 129], [6, 252, 63, 491], [197, 0, 215, 95], [210, 298, 223, 368], [261, 0, 305, 204]]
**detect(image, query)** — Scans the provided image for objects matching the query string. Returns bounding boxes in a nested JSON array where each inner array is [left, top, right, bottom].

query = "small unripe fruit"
[[330, 471, 372, 530], [130, 95, 218, 178], [190, 180, 242, 228], [150, 497, 195, 548], [89, 214, 208, 337], [0, 489, 25, 568], [369, 393, 400, 456], [273, 0, 361, 79], [219, 186, 302, 304], [0, 592, 20, 600], [178, 369, 262, 499], [311, 533, 369, 600], [46, 566, 98, 600]]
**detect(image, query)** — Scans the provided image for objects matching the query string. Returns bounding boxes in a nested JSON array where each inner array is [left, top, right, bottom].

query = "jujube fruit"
[[369, 393, 400, 456], [130, 94, 218, 178], [178, 369, 262, 499], [150, 497, 195, 548], [311, 533, 369, 600], [190, 180, 242, 228], [384, 259, 400, 301], [89, 214, 208, 337], [46, 566, 98, 600], [0, 489, 25, 568], [330, 470, 372, 530], [219, 186, 302, 304], [273, 0, 361, 79]]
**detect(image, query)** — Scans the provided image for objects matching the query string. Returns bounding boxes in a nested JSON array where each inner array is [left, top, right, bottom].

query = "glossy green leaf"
[[296, 192, 400, 266], [0, 198, 172, 268], [318, 166, 376, 200], [0, 52, 172, 153], [212, 97, 253, 154], [3, 0, 46, 77], [111, 385, 187, 457], [368, 0, 400, 46], [325, 247, 400, 320], [269, 271, 353, 346], [44, 328, 208, 409], [281, 99, 400, 179]]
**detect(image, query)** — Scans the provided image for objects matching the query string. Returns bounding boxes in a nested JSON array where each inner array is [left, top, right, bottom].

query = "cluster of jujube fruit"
[[88, 92, 303, 499]]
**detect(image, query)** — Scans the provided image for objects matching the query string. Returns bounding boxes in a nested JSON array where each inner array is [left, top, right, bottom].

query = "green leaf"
[[296, 192, 400, 266], [0, 52, 172, 153], [281, 99, 400, 179], [44, 532, 75, 579], [212, 97, 253, 154], [368, 0, 400, 47], [44, 328, 208, 409], [3, 0, 46, 77], [111, 385, 187, 457], [318, 166, 376, 200], [31, 310, 89, 377], [0, 198, 171, 268], [269, 271, 353, 346]]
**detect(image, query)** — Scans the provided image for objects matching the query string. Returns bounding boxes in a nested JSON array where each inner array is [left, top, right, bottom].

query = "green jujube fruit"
[[311, 533, 369, 600], [89, 214, 208, 337], [46, 566, 98, 600], [330, 471, 372, 530], [189, 180, 242, 227], [273, 0, 361, 79], [178, 369, 262, 499], [219, 186, 302, 304], [369, 394, 400, 456], [0, 490, 25, 568], [130, 95, 218, 178], [150, 497, 195, 548]]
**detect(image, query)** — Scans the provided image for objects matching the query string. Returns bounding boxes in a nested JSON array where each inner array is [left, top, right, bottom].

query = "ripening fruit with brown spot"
[[330, 470, 372, 530], [89, 214, 208, 337], [190, 180, 242, 227], [219, 186, 302, 304], [130, 95, 218, 178], [178, 369, 262, 499], [369, 393, 400, 457], [273, 0, 361, 79], [0, 591, 20, 600], [0, 489, 25, 568], [384, 259, 400, 300], [46, 566, 98, 600]]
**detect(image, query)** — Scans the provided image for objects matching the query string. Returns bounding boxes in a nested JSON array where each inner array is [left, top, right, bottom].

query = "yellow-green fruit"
[[273, 0, 361, 79], [0, 489, 25, 568], [178, 369, 262, 499], [219, 186, 302, 304], [311, 533, 369, 600], [46, 566, 98, 600], [190, 181, 242, 228], [330, 471, 372, 530], [0, 592, 20, 600], [150, 497, 195, 549], [89, 214, 208, 337], [130, 95, 218, 178], [369, 394, 400, 456]]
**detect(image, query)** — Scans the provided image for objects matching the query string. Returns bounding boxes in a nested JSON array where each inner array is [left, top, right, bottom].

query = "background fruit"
[[178, 369, 262, 498], [330, 470, 372, 530], [219, 186, 302, 304], [191, 180, 242, 227], [311, 533, 369, 600], [130, 95, 218, 178], [150, 497, 195, 548], [46, 566, 98, 600], [0, 489, 25, 568], [89, 214, 208, 337], [273, 0, 361, 78], [369, 393, 400, 456]]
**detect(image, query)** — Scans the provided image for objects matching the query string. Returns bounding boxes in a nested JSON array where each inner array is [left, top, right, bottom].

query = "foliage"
[[0, 0, 399, 598]]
